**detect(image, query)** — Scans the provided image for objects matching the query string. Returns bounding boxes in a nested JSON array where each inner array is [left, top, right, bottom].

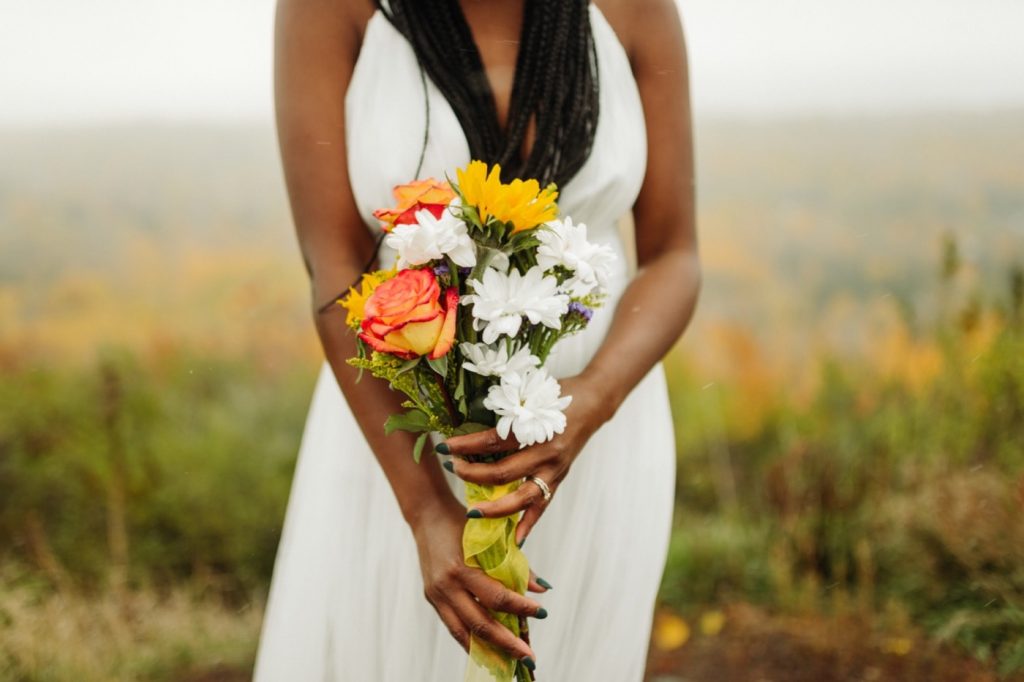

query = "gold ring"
[[529, 476, 552, 502]]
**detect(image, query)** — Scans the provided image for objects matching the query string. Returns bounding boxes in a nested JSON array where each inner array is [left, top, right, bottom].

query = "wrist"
[[570, 368, 623, 428], [405, 492, 462, 538]]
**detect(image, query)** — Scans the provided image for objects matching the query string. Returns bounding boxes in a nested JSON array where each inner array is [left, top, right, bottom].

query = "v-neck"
[[457, 0, 527, 137]]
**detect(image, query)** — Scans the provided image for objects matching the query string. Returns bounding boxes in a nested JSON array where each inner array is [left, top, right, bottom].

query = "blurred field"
[[1, 113, 1023, 681]]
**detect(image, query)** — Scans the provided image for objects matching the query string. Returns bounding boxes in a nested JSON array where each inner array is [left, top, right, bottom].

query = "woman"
[[255, 0, 699, 679]]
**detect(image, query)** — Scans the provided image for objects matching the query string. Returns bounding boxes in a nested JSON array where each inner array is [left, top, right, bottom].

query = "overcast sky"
[[2, 0, 1023, 126]]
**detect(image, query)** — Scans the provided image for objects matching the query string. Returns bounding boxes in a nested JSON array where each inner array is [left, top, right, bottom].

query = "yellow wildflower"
[[339, 268, 395, 328], [881, 636, 913, 656], [699, 610, 726, 636], [652, 611, 690, 651], [456, 160, 559, 233]]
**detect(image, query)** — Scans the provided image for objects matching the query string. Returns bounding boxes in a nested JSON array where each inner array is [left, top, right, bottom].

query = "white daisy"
[[459, 342, 540, 377], [385, 201, 476, 269], [461, 265, 570, 344], [483, 367, 573, 447], [537, 217, 616, 297]]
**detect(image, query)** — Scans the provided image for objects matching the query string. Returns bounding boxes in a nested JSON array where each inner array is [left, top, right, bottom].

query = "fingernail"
[[517, 538, 525, 549], [536, 577, 553, 591], [520, 656, 536, 671], [442, 460, 454, 473], [534, 607, 548, 619], [466, 508, 484, 519], [435, 442, 450, 455]]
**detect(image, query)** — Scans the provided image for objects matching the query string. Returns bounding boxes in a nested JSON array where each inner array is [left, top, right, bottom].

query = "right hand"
[[411, 499, 549, 663]]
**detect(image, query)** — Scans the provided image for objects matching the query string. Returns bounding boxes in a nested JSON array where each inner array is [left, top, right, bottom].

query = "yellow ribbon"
[[462, 481, 531, 682]]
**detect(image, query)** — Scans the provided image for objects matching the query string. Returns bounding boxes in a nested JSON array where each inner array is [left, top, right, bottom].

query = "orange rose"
[[359, 269, 458, 360], [373, 179, 457, 231]]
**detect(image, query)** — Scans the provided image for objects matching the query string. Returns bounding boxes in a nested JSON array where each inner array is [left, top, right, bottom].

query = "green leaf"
[[384, 409, 431, 436], [453, 368, 466, 401], [453, 422, 491, 436], [394, 358, 421, 377], [507, 231, 541, 254], [412, 432, 430, 463], [426, 354, 448, 378]]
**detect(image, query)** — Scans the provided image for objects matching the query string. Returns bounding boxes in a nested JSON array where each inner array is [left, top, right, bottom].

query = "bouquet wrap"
[[463, 481, 530, 681]]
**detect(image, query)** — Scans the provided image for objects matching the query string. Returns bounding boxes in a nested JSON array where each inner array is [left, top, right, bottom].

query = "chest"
[[459, 0, 525, 128], [345, 5, 647, 236]]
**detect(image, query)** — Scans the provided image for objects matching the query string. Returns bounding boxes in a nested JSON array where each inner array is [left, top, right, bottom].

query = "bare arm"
[[275, 0, 454, 529], [584, 0, 700, 415], [443, 0, 700, 540], [274, 0, 544, 660]]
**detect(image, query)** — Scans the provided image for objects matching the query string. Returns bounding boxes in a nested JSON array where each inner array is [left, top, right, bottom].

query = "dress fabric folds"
[[254, 6, 676, 681]]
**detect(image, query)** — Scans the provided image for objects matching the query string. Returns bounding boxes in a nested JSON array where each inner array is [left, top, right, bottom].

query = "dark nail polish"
[[435, 442, 450, 455], [517, 538, 526, 549], [520, 656, 536, 671], [534, 607, 548, 619], [466, 508, 484, 519], [442, 460, 454, 473], [536, 577, 553, 591]]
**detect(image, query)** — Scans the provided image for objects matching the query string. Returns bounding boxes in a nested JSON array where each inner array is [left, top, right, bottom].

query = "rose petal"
[[390, 316, 444, 356], [428, 288, 459, 360], [358, 331, 419, 359]]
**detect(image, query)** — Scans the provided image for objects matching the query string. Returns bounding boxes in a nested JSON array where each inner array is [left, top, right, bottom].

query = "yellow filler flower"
[[456, 160, 559, 233], [339, 268, 395, 328]]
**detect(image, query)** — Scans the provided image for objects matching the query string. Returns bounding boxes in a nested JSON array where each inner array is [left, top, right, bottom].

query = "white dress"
[[254, 5, 676, 681]]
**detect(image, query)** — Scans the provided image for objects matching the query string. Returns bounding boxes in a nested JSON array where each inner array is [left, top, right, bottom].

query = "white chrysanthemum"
[[537, 217, 616, 297], [459, 342, 540, 377], [483, 368, 573, 447], [385, 201, 476, 269], [461, 266, 570, 344]]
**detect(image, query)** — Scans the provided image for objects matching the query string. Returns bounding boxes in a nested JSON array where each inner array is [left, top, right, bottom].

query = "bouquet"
[[340, 161, 614, 681]]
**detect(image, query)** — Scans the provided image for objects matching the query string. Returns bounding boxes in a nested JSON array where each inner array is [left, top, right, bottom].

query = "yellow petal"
[[390, 315, 444, 356], [454, 160, 559, 232]]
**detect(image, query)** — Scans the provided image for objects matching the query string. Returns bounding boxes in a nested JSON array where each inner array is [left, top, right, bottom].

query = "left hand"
[[438, 375, 607, 546]]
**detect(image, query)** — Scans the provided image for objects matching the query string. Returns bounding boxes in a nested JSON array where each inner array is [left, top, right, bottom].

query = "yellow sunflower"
[[456, 160, 559, 233], [338, 268, 395, 328]]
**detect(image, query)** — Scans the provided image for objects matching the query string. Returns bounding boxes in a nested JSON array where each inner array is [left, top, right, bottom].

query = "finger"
[[449, 590, 536, 663], [516, 505, 543, 546], [436, 428, 518, 459], [433, 601, 470, 652], [527, 569, 552, 593], [469, 479, 544, 519], [463, 569, 547, 619], [451, 448, 545, 486]]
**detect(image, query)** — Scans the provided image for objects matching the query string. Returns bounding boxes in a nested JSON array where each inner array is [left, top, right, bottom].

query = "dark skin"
[[274, 0, 699, 664]]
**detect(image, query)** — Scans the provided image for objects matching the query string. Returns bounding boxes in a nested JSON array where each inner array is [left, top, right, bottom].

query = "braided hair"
[[377, 0, 599, 188]]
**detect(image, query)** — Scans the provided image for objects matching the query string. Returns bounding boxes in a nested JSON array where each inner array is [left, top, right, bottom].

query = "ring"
[[529, 476, 553, 502]]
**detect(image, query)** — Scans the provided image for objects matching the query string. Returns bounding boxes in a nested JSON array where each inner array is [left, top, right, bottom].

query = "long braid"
[[377, 0, 599, 188]]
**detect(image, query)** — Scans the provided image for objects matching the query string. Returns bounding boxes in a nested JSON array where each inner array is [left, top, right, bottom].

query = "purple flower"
[[567, 301, 593, 322], [433, 263, 451, 277], [458, 267, 473, 277]]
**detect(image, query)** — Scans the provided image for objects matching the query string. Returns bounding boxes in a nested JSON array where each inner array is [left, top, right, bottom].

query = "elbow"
[[687, 247, 702, 301], [668, 243, 701, 336]]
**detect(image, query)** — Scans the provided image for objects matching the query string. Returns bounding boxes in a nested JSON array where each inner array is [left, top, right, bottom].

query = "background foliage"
[[1, 113, 1022, 680]]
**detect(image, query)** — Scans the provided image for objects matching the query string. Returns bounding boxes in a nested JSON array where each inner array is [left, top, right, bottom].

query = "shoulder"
[[275, 0, 377, 56], [592, 0, 685, 64]]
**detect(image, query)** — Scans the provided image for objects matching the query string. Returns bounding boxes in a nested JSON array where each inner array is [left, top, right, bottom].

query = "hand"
[[410, 498, 551, 663], [439, 375, 607, 545]]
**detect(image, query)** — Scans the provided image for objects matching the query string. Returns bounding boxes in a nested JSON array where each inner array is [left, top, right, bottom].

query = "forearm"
[[313, 286, 460, 530], [580, 246, 701, 422]]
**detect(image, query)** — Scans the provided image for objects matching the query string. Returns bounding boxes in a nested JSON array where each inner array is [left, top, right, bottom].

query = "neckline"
[[365, 5, 626, 69], [364, 4, 627, 169]]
